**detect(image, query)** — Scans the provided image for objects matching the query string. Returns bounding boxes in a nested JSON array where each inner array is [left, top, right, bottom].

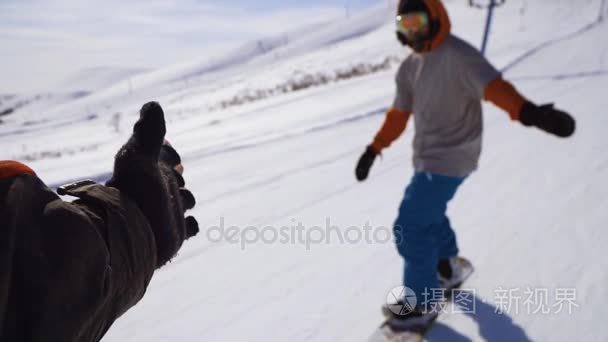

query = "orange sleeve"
[[484, 77, 528, 121], [371, 107, 411, 153]]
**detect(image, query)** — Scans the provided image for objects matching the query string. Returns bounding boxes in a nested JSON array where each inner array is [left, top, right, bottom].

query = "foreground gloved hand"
[[355, 146, 378, 181], [106, 101, 199, 266], [520, 102, 576, 138]]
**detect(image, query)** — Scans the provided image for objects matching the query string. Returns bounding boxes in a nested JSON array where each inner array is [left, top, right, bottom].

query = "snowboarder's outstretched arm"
[[356, 60, 413, 182], [371, 108, 412, 153], [355, 107, 411, 181], [484, 77, 576, 137]]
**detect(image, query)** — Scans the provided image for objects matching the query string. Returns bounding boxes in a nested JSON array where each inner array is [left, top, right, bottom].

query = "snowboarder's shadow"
[[427, 290, 532, 342]]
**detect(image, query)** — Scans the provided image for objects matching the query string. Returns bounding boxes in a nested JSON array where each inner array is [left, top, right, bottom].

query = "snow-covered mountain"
[[2, 0, 607, 341]]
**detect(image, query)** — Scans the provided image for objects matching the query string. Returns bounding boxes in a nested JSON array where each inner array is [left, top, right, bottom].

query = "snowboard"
[[368, 257, 474, 342]]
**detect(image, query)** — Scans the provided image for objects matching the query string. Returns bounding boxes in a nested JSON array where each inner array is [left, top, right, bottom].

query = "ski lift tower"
[[470, 0, 506, 55]]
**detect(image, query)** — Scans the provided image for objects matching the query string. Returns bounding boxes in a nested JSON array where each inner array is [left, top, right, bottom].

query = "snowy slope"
[[2, 0, 608, 341], [0, 66, 147, 124]]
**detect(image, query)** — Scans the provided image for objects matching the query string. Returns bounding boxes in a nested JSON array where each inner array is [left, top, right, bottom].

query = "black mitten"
[[355, 146, 378, 182], [520, 102, 576, 138]]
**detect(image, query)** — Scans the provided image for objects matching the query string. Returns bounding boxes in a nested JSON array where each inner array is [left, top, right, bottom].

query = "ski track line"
[[183, 107, 387, 161], [0, 113, 99, 139], [501, 18, 603, 73], [195, 147, 363, 206], [510, 69, 608, 81]]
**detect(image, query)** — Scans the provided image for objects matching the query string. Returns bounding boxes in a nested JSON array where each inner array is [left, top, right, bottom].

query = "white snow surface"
[[2, 0, 607, 341]]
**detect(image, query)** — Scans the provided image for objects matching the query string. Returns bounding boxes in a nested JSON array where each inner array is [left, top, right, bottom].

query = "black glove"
[[355, 146, 378, 182], [107, 102, 200, 265], [519, 102, 575, 138]]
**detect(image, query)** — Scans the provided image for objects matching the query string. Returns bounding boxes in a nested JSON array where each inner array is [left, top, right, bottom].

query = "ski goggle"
[[395, 12, 429, 36]]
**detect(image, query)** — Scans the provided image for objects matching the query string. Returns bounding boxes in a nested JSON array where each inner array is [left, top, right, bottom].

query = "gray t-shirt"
[[394, 34, 500, 177]]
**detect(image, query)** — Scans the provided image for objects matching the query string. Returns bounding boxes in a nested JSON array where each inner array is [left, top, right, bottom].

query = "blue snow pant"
[[393, 171, 466, 301]]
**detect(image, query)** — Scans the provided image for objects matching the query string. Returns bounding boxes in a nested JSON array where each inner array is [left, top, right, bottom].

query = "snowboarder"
[[0, 102, 199, 342], [355, 0, 575, 330]]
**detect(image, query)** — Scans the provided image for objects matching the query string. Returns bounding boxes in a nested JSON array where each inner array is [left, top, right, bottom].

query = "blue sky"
[[0, 0, 383, 93]]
